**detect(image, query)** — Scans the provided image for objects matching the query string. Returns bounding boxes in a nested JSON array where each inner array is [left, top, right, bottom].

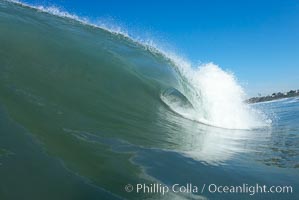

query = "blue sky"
[[24, 0, 299, 96]]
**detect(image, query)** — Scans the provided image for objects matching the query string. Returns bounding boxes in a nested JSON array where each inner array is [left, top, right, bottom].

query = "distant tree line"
[[246, 89, 299, 103]]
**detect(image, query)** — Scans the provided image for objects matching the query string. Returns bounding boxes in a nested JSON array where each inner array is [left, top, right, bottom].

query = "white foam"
[[183, 63, 270, 129], [160, 61, 271, 129]]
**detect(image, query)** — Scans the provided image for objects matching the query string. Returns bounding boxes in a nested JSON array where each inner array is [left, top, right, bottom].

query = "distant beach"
[[247, 89, 299, 103]]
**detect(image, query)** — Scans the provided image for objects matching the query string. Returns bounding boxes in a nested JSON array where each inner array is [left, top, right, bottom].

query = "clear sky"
[[24, 0, 299, 96]]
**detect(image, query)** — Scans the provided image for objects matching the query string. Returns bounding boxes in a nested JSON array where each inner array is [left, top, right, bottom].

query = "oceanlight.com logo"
[[124, 183, 293, 196]]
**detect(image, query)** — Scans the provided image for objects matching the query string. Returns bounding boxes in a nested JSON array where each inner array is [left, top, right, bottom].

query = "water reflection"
[[156, 105, 272, 166]]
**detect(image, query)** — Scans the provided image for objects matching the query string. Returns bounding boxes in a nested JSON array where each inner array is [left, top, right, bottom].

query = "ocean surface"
[[0, 1, 298, 199]]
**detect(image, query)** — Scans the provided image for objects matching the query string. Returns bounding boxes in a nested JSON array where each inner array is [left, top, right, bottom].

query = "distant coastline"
[[247, 89, 299, 103]]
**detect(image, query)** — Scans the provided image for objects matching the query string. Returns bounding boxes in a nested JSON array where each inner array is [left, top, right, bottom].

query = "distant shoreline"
[[246, 89, 299, 103]]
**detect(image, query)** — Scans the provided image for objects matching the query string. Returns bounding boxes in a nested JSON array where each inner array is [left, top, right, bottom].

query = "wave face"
[[0, 0, 270, 130], [0, 1, 281, 200]]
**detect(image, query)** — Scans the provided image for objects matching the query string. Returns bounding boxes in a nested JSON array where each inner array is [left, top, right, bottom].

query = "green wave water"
[[0, 1, 298, 200]]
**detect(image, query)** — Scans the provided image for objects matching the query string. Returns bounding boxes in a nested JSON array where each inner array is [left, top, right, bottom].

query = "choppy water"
[[0, 1, 298, 199]]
